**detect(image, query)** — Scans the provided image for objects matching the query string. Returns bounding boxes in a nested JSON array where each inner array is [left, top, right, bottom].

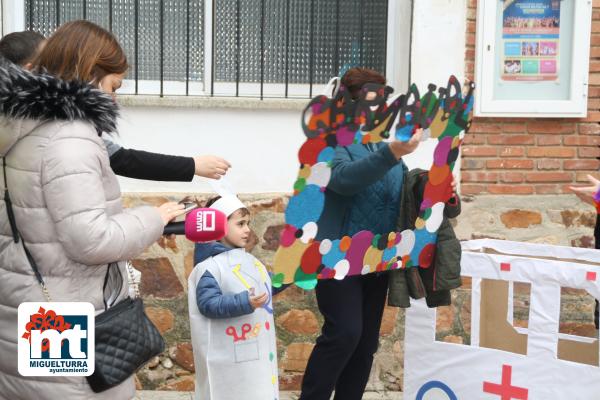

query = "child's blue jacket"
[[193, 242, 254, 318]]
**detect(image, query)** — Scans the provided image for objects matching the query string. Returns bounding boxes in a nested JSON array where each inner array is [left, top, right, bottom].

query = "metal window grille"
[[25, 0, 388, 98]]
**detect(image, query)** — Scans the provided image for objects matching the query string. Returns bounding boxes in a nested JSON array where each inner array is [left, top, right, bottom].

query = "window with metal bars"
[[24, 0, 388, 98]]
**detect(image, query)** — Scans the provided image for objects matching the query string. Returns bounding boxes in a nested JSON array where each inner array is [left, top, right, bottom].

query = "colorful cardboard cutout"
[[273, 77, 475, 289], [404, 239, 600, 399]]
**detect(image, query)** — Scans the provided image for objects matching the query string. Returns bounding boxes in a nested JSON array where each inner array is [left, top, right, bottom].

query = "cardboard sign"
[[404, 239, 600, 399], [272, 77, 475, 290]]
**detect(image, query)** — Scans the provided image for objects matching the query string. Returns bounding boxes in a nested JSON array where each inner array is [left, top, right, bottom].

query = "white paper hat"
[[208, 177, 246, 217]]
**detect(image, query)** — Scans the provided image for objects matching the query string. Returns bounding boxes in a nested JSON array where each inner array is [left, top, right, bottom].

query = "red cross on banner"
[[483, 365, 528, 400]]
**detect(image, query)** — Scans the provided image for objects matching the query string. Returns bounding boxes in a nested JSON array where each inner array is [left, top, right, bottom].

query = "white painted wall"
[[1, 0, 26, 36], [115, 0, 468, 194], [404, 0, 468, 180], [410, 0, 467, 90], [115, 106, 305, 194], [386, 0, 414, 93]]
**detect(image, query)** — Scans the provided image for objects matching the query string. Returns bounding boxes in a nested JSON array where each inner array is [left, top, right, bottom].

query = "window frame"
[[2, 0, 410, 98]]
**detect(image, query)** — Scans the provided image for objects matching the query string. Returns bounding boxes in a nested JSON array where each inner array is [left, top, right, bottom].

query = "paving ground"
[[135, 391, 404, 399]]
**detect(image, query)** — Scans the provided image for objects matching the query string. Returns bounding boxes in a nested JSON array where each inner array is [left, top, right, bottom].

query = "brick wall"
[[462, 0, 600, 196]]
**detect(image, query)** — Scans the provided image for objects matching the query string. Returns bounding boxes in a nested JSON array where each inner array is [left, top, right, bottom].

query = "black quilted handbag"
[[87, 263, 165, 393]]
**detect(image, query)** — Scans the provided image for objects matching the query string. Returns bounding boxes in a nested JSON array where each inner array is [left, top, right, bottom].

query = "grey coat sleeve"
[[41, 134, 164, 265], [102, 136, 122, 157]]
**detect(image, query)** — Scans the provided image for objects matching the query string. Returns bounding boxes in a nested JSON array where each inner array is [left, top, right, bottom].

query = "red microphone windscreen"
[[184, 208, 228, 243]]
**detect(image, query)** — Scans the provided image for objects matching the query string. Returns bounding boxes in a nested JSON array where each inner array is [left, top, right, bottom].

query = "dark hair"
[[0, 31, 45, 66], [205, 196, 250, 219], [32, 20, 127, 83], [205, 196, 220, 208], [341, 67, 386, 99]]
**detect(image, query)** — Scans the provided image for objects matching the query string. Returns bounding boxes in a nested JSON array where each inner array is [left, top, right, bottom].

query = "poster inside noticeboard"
[[494, 0, 573, 101]]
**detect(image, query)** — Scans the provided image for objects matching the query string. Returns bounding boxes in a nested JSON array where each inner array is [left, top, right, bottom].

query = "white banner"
[[404, 239, 600, 400]]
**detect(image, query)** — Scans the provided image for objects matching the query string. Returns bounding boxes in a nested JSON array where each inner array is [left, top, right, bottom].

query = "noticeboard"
[[475, 0, 592, 118]]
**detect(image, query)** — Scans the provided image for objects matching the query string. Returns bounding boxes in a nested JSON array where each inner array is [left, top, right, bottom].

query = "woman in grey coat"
[[0, 21, 185, 399]]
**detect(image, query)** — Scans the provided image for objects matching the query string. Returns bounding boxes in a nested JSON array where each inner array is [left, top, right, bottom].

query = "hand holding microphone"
[[156, 202, 186, 225]]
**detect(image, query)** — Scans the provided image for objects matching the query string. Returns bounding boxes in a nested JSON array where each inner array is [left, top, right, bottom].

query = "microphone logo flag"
[[196, 210, 216, 232]]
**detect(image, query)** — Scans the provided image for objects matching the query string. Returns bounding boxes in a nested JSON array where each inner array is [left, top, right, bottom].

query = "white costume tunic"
[[188, 247, 279, 400]]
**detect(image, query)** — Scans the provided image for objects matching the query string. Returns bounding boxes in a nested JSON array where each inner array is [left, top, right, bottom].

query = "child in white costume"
[[188, 194, 279, 400]]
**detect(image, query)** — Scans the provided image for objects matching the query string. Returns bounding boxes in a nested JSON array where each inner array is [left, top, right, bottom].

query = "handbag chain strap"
[[125, 261, 140, 299], [2, 156, 51, 302]]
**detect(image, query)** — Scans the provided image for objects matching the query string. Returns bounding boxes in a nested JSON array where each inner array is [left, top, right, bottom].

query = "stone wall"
[[454, 195, 597, 247], [125, 191, 597, 392]]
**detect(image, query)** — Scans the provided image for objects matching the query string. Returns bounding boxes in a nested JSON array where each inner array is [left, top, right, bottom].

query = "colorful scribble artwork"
[[272, 76, 475, 290]]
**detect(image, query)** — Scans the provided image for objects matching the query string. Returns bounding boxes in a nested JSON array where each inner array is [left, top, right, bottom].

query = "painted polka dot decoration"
[[273, 77, 475, 290]]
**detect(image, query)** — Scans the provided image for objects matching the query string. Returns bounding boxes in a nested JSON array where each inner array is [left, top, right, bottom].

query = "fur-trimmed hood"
[[0, 60, 119, 156]]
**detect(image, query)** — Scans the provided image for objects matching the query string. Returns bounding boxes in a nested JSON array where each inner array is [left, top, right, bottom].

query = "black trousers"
[[300, 273, 389, 400]]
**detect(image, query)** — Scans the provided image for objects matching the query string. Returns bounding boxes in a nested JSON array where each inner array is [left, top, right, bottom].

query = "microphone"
[[163, 208, 228, 243], [163, 221, 185, 235]]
